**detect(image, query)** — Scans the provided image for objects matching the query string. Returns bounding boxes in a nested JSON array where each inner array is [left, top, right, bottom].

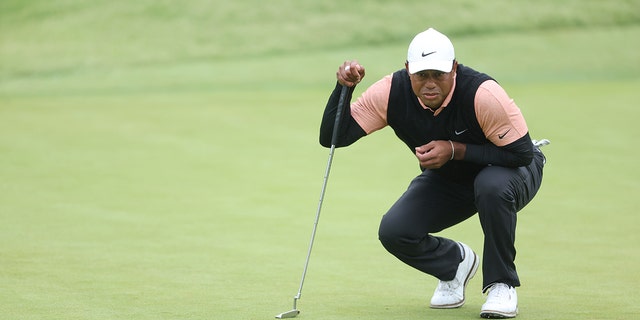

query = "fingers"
[[415, 141, 436, 155], [415, 141, 449, 169], [337, 61, 365, 87], [415, 144, 431, 155]]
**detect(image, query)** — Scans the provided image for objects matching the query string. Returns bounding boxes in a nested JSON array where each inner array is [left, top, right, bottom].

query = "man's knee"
[[378, 213, 401, 249], [474, 168, 516, 204], [378, 213, 419, 254]]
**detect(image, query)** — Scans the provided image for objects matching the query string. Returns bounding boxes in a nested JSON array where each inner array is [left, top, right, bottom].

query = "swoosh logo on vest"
[[455, 129, 468, 135]]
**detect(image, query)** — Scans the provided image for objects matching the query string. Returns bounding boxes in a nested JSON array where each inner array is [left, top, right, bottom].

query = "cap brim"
[[408, 60, 453, 74]]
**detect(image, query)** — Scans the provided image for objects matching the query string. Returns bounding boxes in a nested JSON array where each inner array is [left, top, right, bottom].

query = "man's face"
[[406, 61, 457, 109]]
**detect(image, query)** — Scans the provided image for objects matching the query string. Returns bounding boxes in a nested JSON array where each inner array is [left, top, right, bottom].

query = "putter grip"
[[330, 85, 349, 147]]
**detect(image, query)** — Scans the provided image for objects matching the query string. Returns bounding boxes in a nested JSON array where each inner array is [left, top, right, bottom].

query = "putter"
[[275, 85, 349, 319]]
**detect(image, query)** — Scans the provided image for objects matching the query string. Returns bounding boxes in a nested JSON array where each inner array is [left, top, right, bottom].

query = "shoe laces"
[[486, 283, 511, 299], [437, 278, 461, 294]]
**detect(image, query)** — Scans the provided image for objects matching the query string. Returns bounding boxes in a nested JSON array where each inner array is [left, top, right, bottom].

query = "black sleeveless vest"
[[387, 64, 494, 180]]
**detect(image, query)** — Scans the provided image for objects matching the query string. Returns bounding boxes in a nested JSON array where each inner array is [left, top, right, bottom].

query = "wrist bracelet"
[[448, 140, 455, 160]]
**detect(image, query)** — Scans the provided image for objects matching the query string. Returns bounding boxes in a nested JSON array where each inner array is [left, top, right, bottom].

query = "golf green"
[[1, 1, 639, 319]]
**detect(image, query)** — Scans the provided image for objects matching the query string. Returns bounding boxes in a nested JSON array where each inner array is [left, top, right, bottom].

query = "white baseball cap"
[[406, 28, 455, 74]]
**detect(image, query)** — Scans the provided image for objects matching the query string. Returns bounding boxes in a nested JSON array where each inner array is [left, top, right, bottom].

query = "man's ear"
[[405, 61, 410, 73]]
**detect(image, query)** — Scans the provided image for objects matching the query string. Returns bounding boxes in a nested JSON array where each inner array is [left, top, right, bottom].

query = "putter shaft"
[[275, 85, 349, 319]]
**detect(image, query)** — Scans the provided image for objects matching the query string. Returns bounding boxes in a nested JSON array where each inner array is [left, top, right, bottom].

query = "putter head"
[[275, 309, 300, 319]]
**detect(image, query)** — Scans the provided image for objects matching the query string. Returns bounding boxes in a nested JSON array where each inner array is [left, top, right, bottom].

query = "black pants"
[[378, 150, 545, 290]]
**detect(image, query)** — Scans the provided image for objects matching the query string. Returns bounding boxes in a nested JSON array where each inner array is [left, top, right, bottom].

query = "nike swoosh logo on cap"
[[422, 51, 436, 57]]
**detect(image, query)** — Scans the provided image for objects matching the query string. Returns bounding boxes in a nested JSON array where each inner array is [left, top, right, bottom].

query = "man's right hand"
[[415, 140, 458, 169], [337, 61, 366, 87]]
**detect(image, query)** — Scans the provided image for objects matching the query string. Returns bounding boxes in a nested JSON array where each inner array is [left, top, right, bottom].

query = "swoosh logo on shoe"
[[422, 51, 436, 57], [498, 128, 512, 139], [455, 129, 468, 135]]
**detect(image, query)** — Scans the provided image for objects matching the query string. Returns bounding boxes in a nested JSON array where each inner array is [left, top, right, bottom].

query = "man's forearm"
[[460, 133, 534, 167], [319, 82, 366, 147]]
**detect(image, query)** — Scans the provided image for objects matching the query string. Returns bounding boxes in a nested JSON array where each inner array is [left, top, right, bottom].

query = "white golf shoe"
[[480, 283, 518, 318], [429, 242, 479, 308]]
